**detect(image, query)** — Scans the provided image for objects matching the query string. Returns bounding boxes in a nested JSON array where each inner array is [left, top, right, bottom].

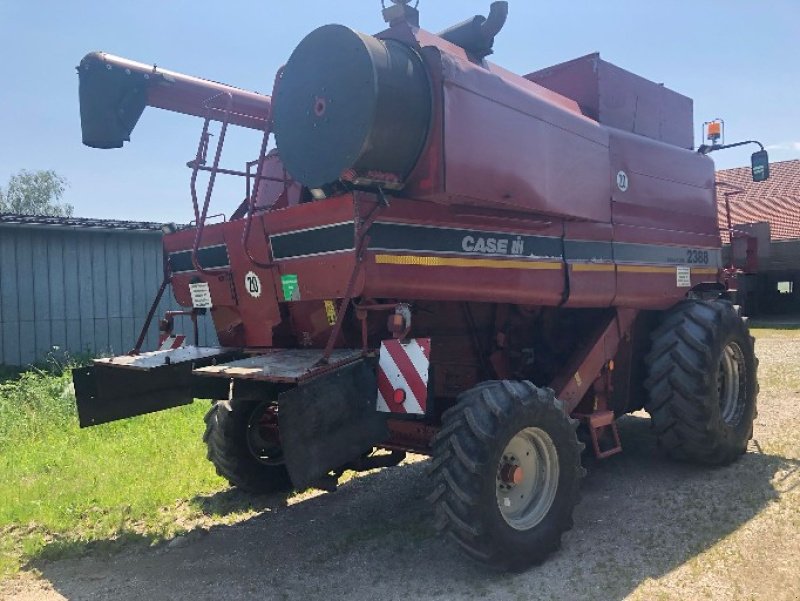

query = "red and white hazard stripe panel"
[[376, 338, 431, 415], [158, 335, 186, 351]]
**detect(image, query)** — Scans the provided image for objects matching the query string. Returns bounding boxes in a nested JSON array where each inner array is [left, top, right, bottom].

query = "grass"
[[0, 361, 388, 580], [0, 363, 230, 577]]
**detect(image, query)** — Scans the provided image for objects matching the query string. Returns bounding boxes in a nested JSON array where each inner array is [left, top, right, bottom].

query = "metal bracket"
[[573, 410, 622, 459], [550, 308, 637, 414]]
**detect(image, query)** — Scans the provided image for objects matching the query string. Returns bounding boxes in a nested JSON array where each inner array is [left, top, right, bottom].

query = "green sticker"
[[281, 274, 300, 301]]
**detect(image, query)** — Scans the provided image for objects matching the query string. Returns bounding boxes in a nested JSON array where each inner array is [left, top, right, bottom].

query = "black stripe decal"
[[270, 223, 354, 260], [564, 240, 614, 262], [270, 220, 721, 268], [169, 245, 230, 273], [613, 243, 722, 268], [369, 223, 562, 259]]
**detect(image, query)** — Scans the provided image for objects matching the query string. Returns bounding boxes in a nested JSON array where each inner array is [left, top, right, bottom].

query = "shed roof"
[[0, 213, 165, 233], [716, 159, 800, 242]]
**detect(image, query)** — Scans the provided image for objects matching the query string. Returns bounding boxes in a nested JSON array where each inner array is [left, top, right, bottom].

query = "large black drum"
[[273, 25, 431, 191]]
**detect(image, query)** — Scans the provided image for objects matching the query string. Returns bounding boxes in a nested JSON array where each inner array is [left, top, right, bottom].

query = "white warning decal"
[[244, 271, 262, 298], [189, 282, 212, 309], [676, 266, 691, 288]]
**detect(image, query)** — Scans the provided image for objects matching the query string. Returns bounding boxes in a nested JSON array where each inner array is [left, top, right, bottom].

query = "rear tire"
[[203, 401, 292, 494], [644, 300, 758, 465], [429, 381, 584, 571]]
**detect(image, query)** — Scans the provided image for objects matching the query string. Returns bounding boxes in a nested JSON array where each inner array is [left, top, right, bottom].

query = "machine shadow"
[[31, 414, 793, 601], [193, 487, 292, 518]]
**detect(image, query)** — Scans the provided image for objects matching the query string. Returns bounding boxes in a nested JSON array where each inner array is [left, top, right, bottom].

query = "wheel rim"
[[496, 427, 560, 531], [246, 402, 284, 466], [718, 341, 746, 426]]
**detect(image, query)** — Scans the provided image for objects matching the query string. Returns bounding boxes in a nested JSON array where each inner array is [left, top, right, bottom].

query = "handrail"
[[317, 197, 386, 366], [717, 181, 745, 241], [130, 264, 170, 355], [188, 213, 226, 226], [241, 67, 286, 270], [190, 93, 234, 275], [716, 180, 747, 274]]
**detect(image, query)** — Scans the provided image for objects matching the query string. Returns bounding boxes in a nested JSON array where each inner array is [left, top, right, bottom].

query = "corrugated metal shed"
[[0, 214, 216, 366]]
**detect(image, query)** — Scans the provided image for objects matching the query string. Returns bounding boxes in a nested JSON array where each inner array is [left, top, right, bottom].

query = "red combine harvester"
[[73, 1, 769, 570]]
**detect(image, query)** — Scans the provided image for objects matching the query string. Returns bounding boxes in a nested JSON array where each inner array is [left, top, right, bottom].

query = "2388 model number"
[[686, 250, 710, 265]]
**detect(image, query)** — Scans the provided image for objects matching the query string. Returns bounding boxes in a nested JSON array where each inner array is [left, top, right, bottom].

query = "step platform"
[[73, 346, 365, 427]]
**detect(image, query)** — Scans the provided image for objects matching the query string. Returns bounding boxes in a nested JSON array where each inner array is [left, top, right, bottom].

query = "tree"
[[0, 170, 73, 217]]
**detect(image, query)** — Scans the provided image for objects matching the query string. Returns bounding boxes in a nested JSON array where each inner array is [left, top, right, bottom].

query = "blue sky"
[[1, 0, 798, 223]]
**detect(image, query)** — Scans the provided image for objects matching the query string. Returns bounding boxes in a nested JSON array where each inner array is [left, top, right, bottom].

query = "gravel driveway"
[[3, 330, 799, 601]]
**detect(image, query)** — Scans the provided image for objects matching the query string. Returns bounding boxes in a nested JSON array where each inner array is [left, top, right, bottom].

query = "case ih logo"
[[462, 235, 525, 255], [367, 223, 564, 260]]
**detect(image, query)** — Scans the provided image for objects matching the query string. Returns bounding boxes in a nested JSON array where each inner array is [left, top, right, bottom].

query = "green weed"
[[0, 365, 227, 577]]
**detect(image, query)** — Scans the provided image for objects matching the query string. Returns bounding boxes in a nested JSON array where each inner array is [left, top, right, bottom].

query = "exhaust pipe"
[[481, 1, 509, 42], [77, 52, 272, 149], [438, 1, 509, 59]]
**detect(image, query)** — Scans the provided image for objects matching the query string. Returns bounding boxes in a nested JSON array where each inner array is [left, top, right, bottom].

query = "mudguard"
[[278, 358, 388, 489]]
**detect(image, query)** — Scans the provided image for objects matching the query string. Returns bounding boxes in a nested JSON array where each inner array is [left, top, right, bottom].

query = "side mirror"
[[751, 150, 770, 182]]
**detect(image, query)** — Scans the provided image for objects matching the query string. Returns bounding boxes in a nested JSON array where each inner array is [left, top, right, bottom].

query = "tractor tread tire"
[[429, 380, 584, 572], [204, 403, 292, 494], [644, 300, 758, 466]]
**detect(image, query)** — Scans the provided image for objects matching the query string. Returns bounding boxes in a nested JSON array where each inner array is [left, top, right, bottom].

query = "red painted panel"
[[613, 223, 721, 248], [285, 300, 341, 348], [165, 225, 233, 310], [261, 194, 355, 235], [614, 269, 717, 309], [609, 129, 717, 233], [221, 219, 281, 347], [527, 53, 694, 149], [486, 61, 586, 117], [440, 53, 611, 222], [362, 253, 565, 306], [254, 153, 302, 211], [566, 269, 615, 308], [612, 201, 715, 234], [372, 197, 565, 238], [400, 47, 446, 199], [564, 221, 615, 307], [273, 254, 360, 302]]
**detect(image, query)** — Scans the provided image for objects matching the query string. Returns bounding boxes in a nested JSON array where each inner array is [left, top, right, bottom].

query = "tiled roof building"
[[716, 159, 800, 316], [716, 159, 800, 242]]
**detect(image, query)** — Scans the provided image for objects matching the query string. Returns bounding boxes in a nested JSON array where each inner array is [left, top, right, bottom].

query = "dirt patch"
[[2, 331, 798, 601]]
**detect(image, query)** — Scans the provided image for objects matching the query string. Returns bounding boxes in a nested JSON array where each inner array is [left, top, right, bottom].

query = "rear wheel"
[[203, 401, 292, 494], [644, 300, 758, 465], [429, 381, 584, 571]]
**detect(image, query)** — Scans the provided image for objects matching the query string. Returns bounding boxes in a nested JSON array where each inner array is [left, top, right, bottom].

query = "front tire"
[[429, 381, 584, 571], [644, 300, 758, 465], [203, 401, 292, 494]]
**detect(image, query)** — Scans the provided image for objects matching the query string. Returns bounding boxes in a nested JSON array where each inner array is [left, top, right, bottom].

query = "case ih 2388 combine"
[[74, 1, 768, 570]]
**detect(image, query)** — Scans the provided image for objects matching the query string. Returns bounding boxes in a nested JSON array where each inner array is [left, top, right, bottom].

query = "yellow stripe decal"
[[570, 263, 615, 273], [692, 268, 719, 275], [618, 265, 677, 274], [618, 265, 719, 275], [374, 254, 562, 270], [376, 255, 719, 276]]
